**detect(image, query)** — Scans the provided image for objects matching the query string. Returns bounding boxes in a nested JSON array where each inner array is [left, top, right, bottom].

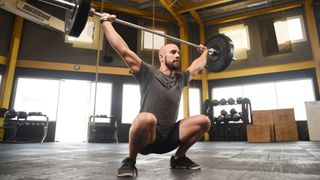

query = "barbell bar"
[[92, 10, 219, 54], [35, 0, 235, 72]]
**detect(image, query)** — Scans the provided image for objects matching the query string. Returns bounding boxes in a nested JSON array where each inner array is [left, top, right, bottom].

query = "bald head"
[[159, 44, 179, 58], [158, 43, 180, 71]]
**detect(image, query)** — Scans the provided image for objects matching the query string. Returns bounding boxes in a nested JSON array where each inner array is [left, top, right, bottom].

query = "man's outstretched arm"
[[100, 13, 142, 74], [186, 45, 208, 81]]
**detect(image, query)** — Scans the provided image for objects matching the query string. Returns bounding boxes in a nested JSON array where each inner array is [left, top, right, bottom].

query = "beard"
[[165, 59, 180, 71]]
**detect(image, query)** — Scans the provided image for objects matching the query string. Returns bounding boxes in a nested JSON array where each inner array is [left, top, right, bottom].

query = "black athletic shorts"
[[139, 121, 181, 155]]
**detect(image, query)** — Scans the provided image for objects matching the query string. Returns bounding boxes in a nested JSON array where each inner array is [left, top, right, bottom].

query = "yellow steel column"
[[180, 23, 190, 118], [305, 0, 320, 96], [190, 10, 210, 141], [0, 16, 23, 141], [160, 0, 190, 118]]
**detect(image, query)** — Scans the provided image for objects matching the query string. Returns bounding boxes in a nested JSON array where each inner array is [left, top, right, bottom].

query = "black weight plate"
[[65, 0, 91, 37], [202, 99, 213, 115], [205, 34, 234, 72]]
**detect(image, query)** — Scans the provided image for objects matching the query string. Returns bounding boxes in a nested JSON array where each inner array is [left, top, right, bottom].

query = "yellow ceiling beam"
[[190, 10, 205, 43], [205, 1, 302, 26], [159, 0, 185, 25], [207, 60, 315, 80], [174, 0, 233, 14], [1, 53, 202, 78], [16, 60, 132, 76], [91, 1, 176, 23]]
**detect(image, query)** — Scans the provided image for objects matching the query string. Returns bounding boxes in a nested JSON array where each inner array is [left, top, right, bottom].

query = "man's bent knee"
[[198, 115, 211, 132], [134, 112, 157, 128]]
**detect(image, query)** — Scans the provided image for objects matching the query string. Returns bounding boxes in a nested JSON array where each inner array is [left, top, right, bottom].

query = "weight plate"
[[205, 34, 234, 72], [65, 0, 91, 37]]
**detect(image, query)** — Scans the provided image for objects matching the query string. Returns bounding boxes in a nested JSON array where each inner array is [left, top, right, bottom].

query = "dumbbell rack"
[[87, 115, 118, 143], [3, 111, 49, 143], [204, 98, 252, 141]]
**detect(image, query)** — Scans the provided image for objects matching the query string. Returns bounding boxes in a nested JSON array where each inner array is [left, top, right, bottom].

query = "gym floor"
[[0, 142, 319, 180]]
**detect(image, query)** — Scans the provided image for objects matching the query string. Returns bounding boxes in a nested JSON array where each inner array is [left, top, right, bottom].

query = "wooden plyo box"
[[252, 110, 273, 125], [274, 122, 298, 142], [247, 124, 275, 143], [272, 109, 295, 126]]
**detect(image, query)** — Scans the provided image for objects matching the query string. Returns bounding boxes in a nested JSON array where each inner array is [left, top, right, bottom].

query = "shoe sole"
[[117, 172, 134, 177], [171, 166, 201, 170]]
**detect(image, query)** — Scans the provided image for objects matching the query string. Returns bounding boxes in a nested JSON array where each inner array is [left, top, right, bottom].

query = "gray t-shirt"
[[134, 61, 190, 141]]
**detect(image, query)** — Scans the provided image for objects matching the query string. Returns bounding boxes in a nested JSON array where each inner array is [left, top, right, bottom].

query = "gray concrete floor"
[[0, 142, 319, 180]]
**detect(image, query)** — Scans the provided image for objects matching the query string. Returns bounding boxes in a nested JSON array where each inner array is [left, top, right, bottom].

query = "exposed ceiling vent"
[[0, 0, 64, 32], [16, 0, 50, 21]]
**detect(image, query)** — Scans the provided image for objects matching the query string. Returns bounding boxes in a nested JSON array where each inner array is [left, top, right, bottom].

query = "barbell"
[[35, 0, 234, 72]]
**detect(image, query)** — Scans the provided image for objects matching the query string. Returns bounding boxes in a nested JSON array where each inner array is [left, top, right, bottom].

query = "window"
[[189, 88, 201, 116], [243, 82, 278, 111], [275, 79, 315, 120], [219, 24, 250, 60], [211, 78, 316, 120], [89, 82, 113, 122], [55, 79, 92, 142], [142, 29, 165, 50], [274, 15, 306, 45], [13, 77, 60, 120], [177, 87, 201, 120], [14, 78, 113, 142], [67, 21, 95, 43], [122, 84, 140, 124], [65, 16, 103, 50], [177, 96, 184, 121]]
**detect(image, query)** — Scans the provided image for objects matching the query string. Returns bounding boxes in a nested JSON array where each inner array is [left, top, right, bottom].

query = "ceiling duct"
[[0, 0, 64, 32]]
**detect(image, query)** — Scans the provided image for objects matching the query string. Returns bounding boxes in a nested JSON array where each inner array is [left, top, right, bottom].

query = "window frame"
[[141, 27, 167, 51], [219, 24, 250, 60], [273, 15, 307, 45]]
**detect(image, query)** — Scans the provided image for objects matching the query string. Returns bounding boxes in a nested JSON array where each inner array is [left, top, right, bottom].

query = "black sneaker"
[[170, 155, 201, 170], [117, 157, 138, 177]]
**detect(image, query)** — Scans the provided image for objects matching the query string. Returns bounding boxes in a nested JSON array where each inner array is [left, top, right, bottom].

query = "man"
[[100, 13, 211, 177]]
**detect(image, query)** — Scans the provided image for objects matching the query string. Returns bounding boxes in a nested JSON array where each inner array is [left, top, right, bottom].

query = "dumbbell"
[[224, 114, 232, 123], [232, 113, 241, 121], [220, 98, 227, 105], [203, 99, 214, 115], [230, 108, 237, 116], [17, 111, 28, 120], [243, 97, 250, 104], [217, 115, 224, 124], [236, 97, 243, 104], [220, 109, 228, 116], [227, 98, 235, 105], [212, 99, 220, 106], [4, 109, 17, 119]]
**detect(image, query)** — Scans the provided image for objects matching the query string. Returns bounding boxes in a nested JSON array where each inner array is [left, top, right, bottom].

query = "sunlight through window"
[[274, 16, 305, 44], [211, 78, 315, 121], [90, 82, 112, 120], [219, 24, 250, 60], [14, 77, 60, 120], [143, 29, 165, 50], [189, 88, 201, 116], [122, 84, 140, 124]]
